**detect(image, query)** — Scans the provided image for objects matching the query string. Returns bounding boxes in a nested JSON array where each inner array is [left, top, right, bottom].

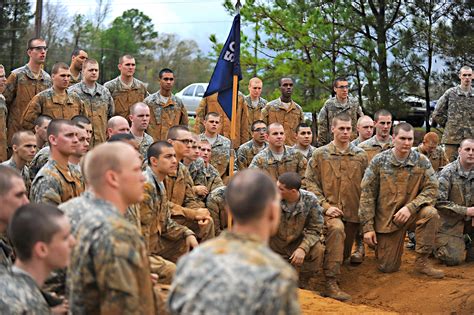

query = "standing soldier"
[[416, 132, 449, 172], [0, 64, 7, 161], [360, 123, 444, 278], [4, 38, 52, 146], [243, 77, 267, 142], [33, 115, 52, 150], [359, 109, 393, 162], [21, 62, 86, 130], [293, 123, 316, 159], [144, 68, 187, 141], [237, 120, 268, 170], [351, 115, 374, 146], [69, 59, 114, 145], [69, 48, 88, 86], [129, 102, 154, 159], [104, 55, 148, 119], [317, 77, 363, 146], [432, 66, 473, 162], [304, 113, 368, 301], [262, 77, 304, 146]]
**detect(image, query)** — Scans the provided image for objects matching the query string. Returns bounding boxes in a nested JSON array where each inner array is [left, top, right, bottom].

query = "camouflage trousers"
[[376, 206, 439, 273], [209, 205, 228, 237], [173, 215, 215, 242], [444, 144, 459, 162], [148, 254, 176, 285], [435, 220, 473, 266], [270, 238, 325, 275]]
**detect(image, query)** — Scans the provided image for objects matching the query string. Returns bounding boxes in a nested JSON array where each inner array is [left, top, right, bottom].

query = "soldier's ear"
[[32, 241, 49, 259], [149, 156, 158, 167]]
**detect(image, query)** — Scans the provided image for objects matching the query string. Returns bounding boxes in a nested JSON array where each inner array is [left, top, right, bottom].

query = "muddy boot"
[[414, 253, 444, 279], [350, 235, 365, 264], [465, 234, 474, 262], [321, 277, 351, 302]]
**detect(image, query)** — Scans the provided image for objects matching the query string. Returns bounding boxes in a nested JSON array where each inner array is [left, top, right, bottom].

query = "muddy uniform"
[[199, 133, 234, 181], [270, 189, 325, 274], [358, 135, 393, 163], [415, 145, 449, 172], [104, 76, 148, 119], [0, 267, 50, 314], [317, 96, 363, 146], [242, 95, 267, 143], [29, 145, 50, 181], [68, 197, 156, 315], [188, 158, 224, 201], [134, 132, 154, 160], [164, 162, 214, 241], [304, 142, 368, 275], [21, 88, 86, 130], [3, 65, 52, 145], [431, 86, 474, 161], [261, 98, 304, 146], [68, 82, 114, 145], [69, 71, 82, 86], [0, 96, 7, 161], [143, 91, 188, 141], [205, 186, 227, 236], [249, 146, 307, 182], [1, 158, 31, 194], [30, 159, 84, 205], [292, 144, 316, 160], [434, 159, 474, 265], [194, 93, 248, 148], [359, 149, 440, 272], [168, 231, 301, 315], [236, 139, 267, 170]]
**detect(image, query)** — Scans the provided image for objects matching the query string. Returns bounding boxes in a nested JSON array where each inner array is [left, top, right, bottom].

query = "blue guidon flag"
[[203, 14, 242, 120]]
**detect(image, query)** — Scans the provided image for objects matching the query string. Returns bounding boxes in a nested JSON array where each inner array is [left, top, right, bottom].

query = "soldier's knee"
[[419, 206, 439, 221], [326, 218, 345, 235]]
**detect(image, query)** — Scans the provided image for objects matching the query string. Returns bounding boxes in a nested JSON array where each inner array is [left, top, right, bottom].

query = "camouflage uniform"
[[0, 95, 7, 161], [3, 64, 52, 145], [58, 190, 95, 236], [68, 82, 115, 145], [167, 231, 301, 315], [199, 133, 234, 181], [236, 139, 267, 170], [304, 142, 368, 275], [30, 159, 84, 205], [434, 159, 474, 265], [261, 98, 304, 146], [249, 146, 307, 182], [270, 189, 325, 274], [188, 158, 224, 200], [415, 144, 449, 172], [292, 144, 316, 160], [143, 91, 188, 141], [29, 145, 50, 181], [317, 96, 363, 146], [359, 149, 440, 272], [358, 135, 393, 163], [69, 71, 82, 86], [164, 162, 214, 241], [0, 235, 13, 273], [1, 158, 31, 194], [431, 86, 474, 161], [21, 88, 86, 130], [351, 137, 363, 146], [68, 197, 156, 315], [242, 95, 267, 143], [0, 266, 50, 314], [104, 76, 148, 118], [133, 132, 154, 160], [205, 186, 227, 236], [194, 93, 249, 148]]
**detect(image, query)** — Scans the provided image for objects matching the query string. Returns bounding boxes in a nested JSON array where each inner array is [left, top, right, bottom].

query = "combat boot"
[[414, 253, 444, 279], [350, 237, 365, 264], [466, 246, 474, 262], [321, 278, 351, 302]]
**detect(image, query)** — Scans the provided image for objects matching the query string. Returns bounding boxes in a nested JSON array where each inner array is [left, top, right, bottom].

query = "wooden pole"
[[35, 0, 43, 38], [227, 74, 238, 229]]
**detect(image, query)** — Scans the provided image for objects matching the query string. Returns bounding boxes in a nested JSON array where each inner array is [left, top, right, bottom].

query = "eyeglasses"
[[253, 127, 267, 133], [335, 85, 349, 89], [172, 138, 193, 145], [29, 46, 48, 52]]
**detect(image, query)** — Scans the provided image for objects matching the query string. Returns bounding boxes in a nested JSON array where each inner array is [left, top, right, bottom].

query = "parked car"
[[175, 83, 209, 116]]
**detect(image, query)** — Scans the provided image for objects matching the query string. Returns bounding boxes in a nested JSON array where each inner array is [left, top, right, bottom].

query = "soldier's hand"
[[364, 231, 377, 247], [193, 185, 209, 196], [195, 208, 211, 220], [393, 206, 411, 225], [51, 299, 68, 315], [289, 248, 306, 266], [186, 235, 199, 251], [466, 207, 474, 217], [326, 206, 343, 218], [150, 273, 159, 285]]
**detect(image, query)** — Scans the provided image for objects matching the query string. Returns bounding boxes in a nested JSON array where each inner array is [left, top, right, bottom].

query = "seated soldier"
[[237, 120, 268, 170], [271, 172, 324, 288], [206, 186, 227, 236], [434, 138, 474, 265], [416, 132, 449, 172]]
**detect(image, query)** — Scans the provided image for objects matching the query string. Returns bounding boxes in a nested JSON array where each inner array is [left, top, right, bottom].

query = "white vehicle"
[[175, 83, 209, 116]]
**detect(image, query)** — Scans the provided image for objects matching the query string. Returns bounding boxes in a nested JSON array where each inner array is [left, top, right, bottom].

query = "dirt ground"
[[299, 248, 474, 314]]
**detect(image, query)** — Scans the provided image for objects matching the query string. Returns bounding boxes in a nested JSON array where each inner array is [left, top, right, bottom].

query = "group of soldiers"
[[0, 37, 472, 314]]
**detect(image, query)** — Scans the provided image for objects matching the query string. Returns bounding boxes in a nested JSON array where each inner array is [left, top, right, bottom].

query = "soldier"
[[144, 68, 188, 141], [166, 126, 214, 241], [22, 62, 86, 130], [0, 64, 7, 161], [71, 114, 93, 140], [33, 114, 52, 150], [0, 166, 29, 272], [432, 66, 473, 162], [416, 132, 449, 172], [106, 115, 130, 139], [199, 112, 233, 181], [1, 131, 37, 193], [249, 123, 307, 181], [271, 172, 324, 287], [104, 54, 148, 119], [237, 120, 268, 170], [0, 64, 6, 93], [293, 123, 316, 159], [0, 203, 74, 314], [69, 48, 88, 86], [30, 119, 84, 205], [360, 122, 444, 278], [4, 38, 52, 146], [69, 58, 114, 145], [358, 109, 393, 162], [304, 113, 368, 301], [69, 124, 90, 169], [352, 115, 374, 146], [129, 102, 154, 159], [68, 142, 156, 314], [205, 186, 227, 236], [168, 169, 300, 314], [434, 138, 474, 265], [243, 77, 267, 142], [317, 77, 363, 146], [194, 92, 248, 148], [262, 77, 304, 146]]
